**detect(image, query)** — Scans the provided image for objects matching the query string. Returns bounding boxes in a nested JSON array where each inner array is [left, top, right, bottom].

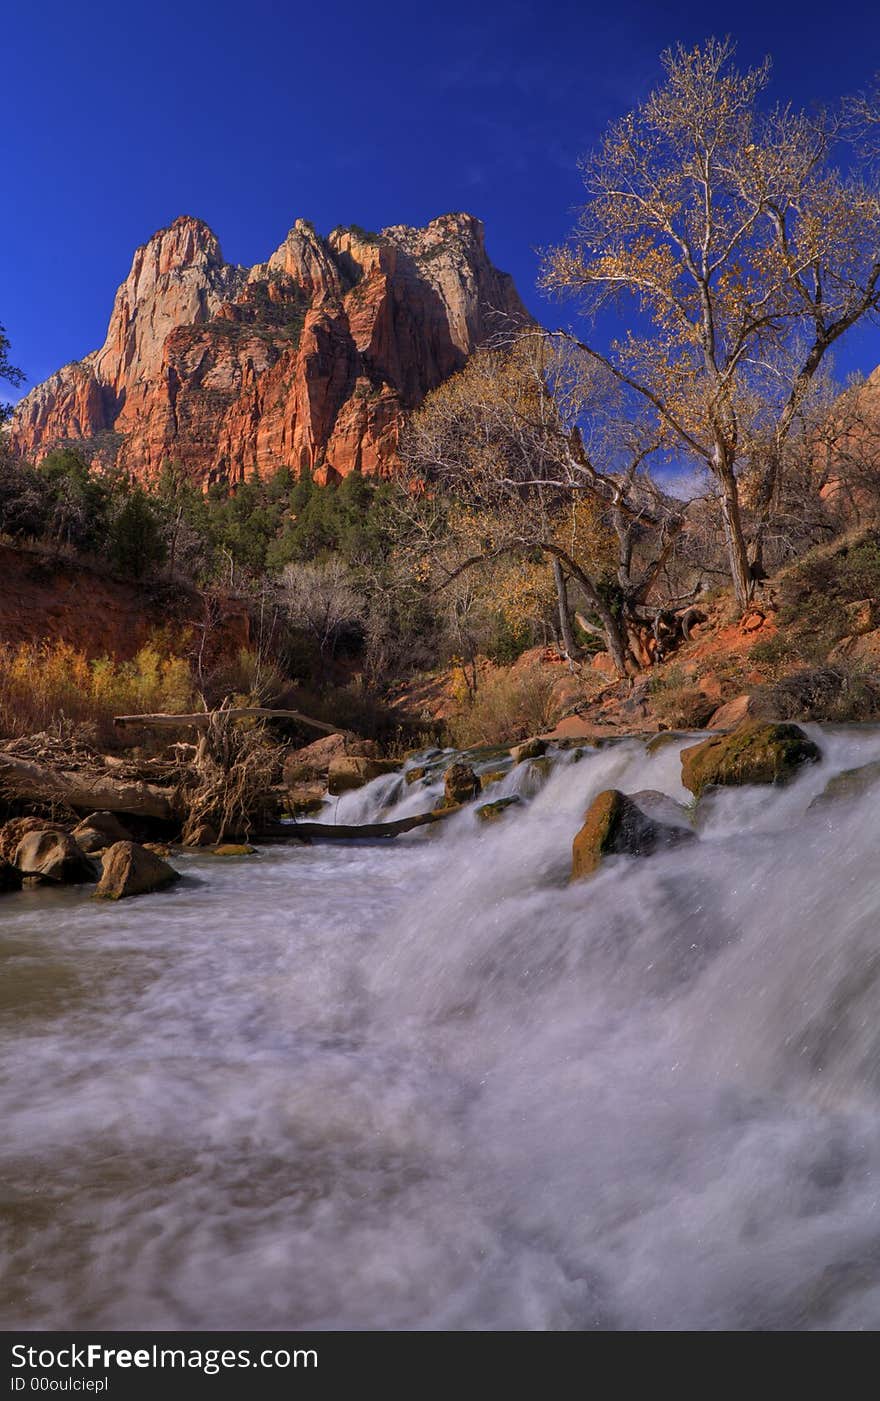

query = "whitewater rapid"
[[4, 726, 880, 1329]]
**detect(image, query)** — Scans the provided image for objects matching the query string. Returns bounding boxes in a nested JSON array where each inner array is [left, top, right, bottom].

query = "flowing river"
[[4, 727, 880, 1330]]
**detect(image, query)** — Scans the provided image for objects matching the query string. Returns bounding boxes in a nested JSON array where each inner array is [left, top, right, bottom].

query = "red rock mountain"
[[11, 213, 527, 484]]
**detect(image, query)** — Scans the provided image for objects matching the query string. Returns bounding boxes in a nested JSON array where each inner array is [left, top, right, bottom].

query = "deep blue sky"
[[3, 0, 879, 395]]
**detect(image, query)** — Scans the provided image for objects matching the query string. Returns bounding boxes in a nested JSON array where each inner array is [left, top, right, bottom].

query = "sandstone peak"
[[11, 210, 528, 485]]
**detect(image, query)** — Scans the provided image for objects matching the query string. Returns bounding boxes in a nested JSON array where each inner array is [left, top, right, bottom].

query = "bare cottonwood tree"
[[400, 333, 683, 675], [542, 38, 880, 608], [280, 558, 364, 665]]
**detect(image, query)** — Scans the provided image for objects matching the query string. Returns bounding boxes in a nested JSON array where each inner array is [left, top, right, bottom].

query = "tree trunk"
[[114, 708, 340, 734], [551, 559, 583, 660], [258, 807, 460, 842], [542, 543, 630, 677], [0, 755, 176, 821], [716, 462, 753, 610]]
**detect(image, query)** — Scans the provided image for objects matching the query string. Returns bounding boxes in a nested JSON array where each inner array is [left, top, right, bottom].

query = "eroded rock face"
[[11, 213, 527, 486], [680, 722, 821, 798], [94, 841, 181, 900]]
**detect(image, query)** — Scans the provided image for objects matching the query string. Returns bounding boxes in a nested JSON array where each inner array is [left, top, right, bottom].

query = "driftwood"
[[0, 754, 176, 820], [114, 708, 340, 735], [259, 807, 459, 842]]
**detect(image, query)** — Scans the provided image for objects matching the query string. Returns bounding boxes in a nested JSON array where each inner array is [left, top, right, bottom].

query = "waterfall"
[[4, 726, 880, 1328]]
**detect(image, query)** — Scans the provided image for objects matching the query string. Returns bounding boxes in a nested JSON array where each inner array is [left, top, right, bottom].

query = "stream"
[[4, 727, 880, 1329]]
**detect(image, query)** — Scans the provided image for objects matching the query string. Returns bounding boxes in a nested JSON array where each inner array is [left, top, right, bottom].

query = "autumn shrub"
[[449, 668, 560, 748], [648, 663, 717, 729], [0, 638, 196, 742], [750, 663, 880, 723], [205, 646, 289, 708]]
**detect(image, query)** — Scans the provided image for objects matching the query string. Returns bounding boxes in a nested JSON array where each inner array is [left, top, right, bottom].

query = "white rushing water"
[[4, 726, 880, 1330]]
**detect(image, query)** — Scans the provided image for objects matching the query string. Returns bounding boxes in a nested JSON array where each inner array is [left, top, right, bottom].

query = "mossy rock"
[[405, 765, 429, 785], [476, 796, 522, 823], [442, 762, 481, 807], [646, 730, 692, 756], [512, 737, 548, 764], [571, 788, 695, 881], [208, 844, 258, 857], [808, 758, 880, 812], [680, 722, 821, 798]]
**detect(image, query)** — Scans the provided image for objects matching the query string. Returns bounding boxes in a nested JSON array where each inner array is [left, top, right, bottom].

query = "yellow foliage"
[[0, 637, 197, 742]]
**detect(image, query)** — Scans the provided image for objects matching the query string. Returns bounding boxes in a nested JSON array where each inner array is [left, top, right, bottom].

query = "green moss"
[[476, 796, 522, 823], [680, 722, 821, 797]]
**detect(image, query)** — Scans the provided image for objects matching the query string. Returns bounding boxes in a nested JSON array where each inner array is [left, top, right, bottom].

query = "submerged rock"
[[571, 788, 694, 881], [479, 768, 509, 790], [405, 763, 442, 786], [442, 762, 480, 807], [94, 841, 181, 900], [14, 830, 96, 884], [476, 796, 522, 823], [680, 722, 820, 798], [209, 844, 257, 856], [808, 758, 880, 812]]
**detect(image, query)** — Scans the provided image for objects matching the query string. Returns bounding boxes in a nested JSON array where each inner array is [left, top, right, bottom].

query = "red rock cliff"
[[11, 213, 527, 484]]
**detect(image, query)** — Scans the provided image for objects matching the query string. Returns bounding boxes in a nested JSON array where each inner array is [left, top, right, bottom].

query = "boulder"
[[327, 756, 400, 796], [72, 811, 132, 848], [208, 844, 257, 856], [442, 762, 480, 807], [706, 694, 756, 730], [283, 732, 348, 787], [680, 722, 821, 798], [287, 783, 325, 814], [94, 841, 181, 900], [511, 737, 548, 765], [476, 796, 522, 823], [0, 858, 22, 893], [571, 788, 695, 881], [283, 733, 378, 787], [14, 829, 97, 884], [0, 817, 68, 864], [73, 828, 110, 855]]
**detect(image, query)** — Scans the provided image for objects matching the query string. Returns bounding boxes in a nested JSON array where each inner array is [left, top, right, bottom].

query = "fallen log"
[[0, 754, 176, 821], [258, 807, 461, 842], [114, 708, 340, 735]]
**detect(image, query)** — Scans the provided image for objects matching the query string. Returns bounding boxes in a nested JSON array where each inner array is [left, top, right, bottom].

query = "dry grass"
[[449, 668, 559, 747], [0, 638, 195, 744]]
